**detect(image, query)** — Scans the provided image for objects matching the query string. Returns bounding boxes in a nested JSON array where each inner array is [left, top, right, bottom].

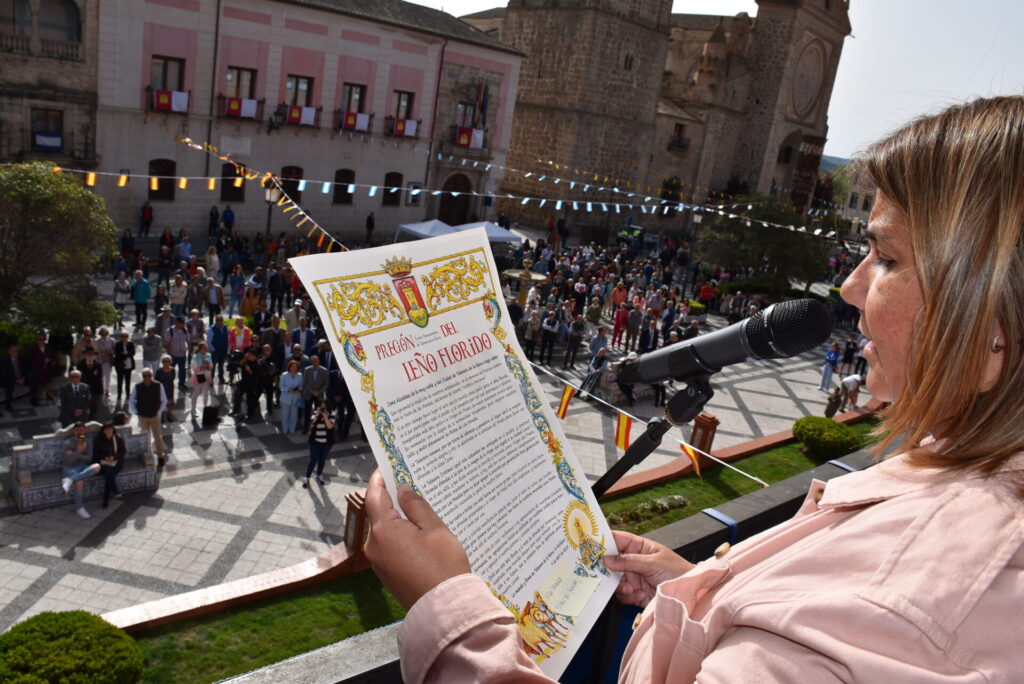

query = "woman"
[[840, 333, 859, 375], [190, 341, 213, 415], [205, 246, 220, 283], [94, 327, 114, 397], [611, 302, 629, 348], [112, 271, 132, 328], [362, 97, 1024, 680], [159, 226, 175, 252], [302, 400, 336, 487], [279, 359, 304, 434], [152, 285, 168, 318], [240, 286, 261, 317], [168, 274, 188, 318], [92, 422, 125, 508], [819, 341, 841, 391], [228, 264, 246, 317], [112, 331, 135, 404], [119, 228, 135, 256], [208, 205, 219, 237]]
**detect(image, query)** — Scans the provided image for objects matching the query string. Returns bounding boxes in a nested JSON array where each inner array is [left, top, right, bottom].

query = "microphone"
[[617, 299, 832, 384]]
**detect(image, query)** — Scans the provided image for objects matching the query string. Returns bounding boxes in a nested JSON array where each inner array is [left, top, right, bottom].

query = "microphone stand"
[[590, 373, 714, 499]]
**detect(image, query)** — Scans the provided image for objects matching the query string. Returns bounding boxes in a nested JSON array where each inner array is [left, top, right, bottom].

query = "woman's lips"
[[863, 339, 876, 356]]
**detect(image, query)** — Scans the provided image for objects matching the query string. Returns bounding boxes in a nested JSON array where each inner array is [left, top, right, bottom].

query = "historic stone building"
[[465, 0, 851, 242]]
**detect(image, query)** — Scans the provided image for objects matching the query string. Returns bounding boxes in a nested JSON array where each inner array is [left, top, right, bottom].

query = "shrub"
[[792, 416, 861, 459], [0, 611, 144, 683], [688, 300, 705, 315]]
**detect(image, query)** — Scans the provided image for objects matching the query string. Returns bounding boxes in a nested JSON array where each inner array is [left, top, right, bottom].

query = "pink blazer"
[[398, 451, 1024, 682]]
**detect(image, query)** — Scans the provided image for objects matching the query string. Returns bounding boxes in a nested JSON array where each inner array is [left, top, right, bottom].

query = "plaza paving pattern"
[[0, 280, 863, 633]]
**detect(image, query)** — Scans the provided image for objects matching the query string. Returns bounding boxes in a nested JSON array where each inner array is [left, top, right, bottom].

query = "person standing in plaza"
[[112, 331, 135, 404], [130, 367, 167, 466], [232, 347, 260, 421], [840, 333, 858, 376], [819, 341, 841, 391], [186, 309, 206, 363], [301, 355, 328, 433], [204, 276, 225, 326], [279, 359, 303, 434], [221, 205, 235, 232], [154, 355, 177, 423], [59, 369, 91, 428], [62, 422, 101, 519], [258, 344, 279, 416], [0, 344, 29, 417], [76, 348, 103, 421], [208, 205, 219, 237], [365, 212, 375, 243], [164, 317, 191, 389], [29, 333, 55, 406], [563, 315, 585, 369], [625, 303, 643, 352], [539, 311, 559, 366], [138, 201, 153, 237], [92, 422, 125, 508], [227, 264, 246, 317], [189, 341, 213, 416], [588, 326, 609, 362], [302, 400, 336, 487], [169, 273, 188, 318], [94, 328, 114, 398], [132, 270, 151, 330], [206, 314, 229, 385], [141, 327, 162, 372], [113, 271, 132, 328]]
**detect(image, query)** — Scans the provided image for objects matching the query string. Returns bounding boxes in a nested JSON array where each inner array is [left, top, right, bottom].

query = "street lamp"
[[264, 182, 282, 244]]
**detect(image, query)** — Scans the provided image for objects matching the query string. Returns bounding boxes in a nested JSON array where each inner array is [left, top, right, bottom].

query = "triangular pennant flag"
[[681, 442, 702, 479], [556, 385, 575, 419]]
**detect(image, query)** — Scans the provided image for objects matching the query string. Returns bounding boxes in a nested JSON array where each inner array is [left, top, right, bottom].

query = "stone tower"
[[726, 0, 851, 207], [496, 0, 673, 242]]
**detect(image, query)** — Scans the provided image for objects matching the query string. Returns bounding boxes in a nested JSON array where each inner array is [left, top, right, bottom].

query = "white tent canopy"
[[450, 221, 523, 243], [393, 219, 455, 242]]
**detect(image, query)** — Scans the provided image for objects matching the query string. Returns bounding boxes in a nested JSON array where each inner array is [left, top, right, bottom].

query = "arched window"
[[148, 159, 176, 201], [382, 171, 403, 207], [0, 0, 32, 35], [38, 0, 81, 42], [281, 165, 303, 203], [333, 169, 355, 205], [220, 162, 246, 203]]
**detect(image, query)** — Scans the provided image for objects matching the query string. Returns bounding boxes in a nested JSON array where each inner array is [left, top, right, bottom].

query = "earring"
[[992, 335, 1005, 353]]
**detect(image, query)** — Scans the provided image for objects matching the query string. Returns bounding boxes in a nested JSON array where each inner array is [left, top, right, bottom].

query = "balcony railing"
[[274, 103, 322, 128], [216, 94, 265, 120], [39, 38, 81, 61], [384, 115, 420, 138], [0, 33, 31, 55]]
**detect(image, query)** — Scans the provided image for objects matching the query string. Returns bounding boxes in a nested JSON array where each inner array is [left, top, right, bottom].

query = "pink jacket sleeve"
[[397, 574, 555, 684]]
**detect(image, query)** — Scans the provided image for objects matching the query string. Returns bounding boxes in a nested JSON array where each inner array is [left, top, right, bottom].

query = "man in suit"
[[316, 339, 336, 373], [638, 320, 660, 356], [76, 348, 104, 420], [253, 301, 273, 332], [60, 369, 92, 427], [301, 355, 328, 434], [292, 318, 317, 357], [0, 344, 30, 416]]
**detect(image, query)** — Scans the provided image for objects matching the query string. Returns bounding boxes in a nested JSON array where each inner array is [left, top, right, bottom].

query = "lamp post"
[[264, 183, 282, 244]]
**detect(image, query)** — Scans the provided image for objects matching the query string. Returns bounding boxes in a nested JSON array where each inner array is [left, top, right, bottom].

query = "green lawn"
[[135, 571, 406, 684], [599, 419, 879, 534]]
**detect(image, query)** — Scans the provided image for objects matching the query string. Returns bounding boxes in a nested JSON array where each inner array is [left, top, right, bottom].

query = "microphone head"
[[745, 299, 832, 359]]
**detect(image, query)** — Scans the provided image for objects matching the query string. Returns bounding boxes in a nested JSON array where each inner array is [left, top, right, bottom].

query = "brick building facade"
[[465, 0, 851, 243]]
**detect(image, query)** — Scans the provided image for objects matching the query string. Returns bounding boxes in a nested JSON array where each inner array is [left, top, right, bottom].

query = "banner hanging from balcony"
[[225, 97, 258, 119], [342, 112, 371, 132], [288, 106, 316, 126], [394, 118, 417, 137]]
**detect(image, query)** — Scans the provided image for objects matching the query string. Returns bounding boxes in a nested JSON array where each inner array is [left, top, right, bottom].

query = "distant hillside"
[[820, 154, 849, 173]]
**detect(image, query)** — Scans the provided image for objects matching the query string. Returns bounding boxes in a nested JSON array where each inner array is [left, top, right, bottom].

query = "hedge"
[[792, 416, 862, 460], [0, 611, 144, 684]]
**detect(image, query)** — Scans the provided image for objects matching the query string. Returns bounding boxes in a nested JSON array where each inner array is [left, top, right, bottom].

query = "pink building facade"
[[95, 0, 522, 241]]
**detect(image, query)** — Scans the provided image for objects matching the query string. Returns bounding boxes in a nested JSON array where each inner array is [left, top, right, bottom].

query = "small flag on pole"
[[556, 386, 575, 419], [614, 413, 632, 451], [681, 442, 702, 479]]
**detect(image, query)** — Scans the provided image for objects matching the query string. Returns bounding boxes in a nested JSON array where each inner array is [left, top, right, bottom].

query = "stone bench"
[[10, 422, 157, 512]]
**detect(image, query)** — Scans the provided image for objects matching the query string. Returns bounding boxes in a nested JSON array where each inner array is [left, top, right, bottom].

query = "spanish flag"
[[614, 413, 632, 451], [681, 442, 702, 479], [556, 385, 575, 419]]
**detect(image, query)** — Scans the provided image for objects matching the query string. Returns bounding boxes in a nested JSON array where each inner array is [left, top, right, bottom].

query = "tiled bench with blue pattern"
[[11, 422, 158, 512]]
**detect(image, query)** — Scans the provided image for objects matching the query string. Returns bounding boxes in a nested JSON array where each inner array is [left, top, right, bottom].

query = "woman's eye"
[[873, 257, 896, 269]]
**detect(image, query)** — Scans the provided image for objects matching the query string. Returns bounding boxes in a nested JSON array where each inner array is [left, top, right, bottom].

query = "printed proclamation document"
[[291, 229, 620, 678]]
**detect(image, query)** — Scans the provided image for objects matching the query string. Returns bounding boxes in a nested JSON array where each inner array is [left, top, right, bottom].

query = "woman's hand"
[[602, 530, 694, 608], [364, 469, 471, 609]]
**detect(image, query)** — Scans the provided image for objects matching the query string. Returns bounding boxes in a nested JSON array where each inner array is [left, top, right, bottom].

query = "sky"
[[408, 0, 1024, 159]]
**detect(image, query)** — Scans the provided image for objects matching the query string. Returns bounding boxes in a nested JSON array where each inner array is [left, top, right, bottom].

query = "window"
[[220, 162, 246, 203], [1, 0, 32, 35], [37, 0, 80, 42], [624, 54, 634, 71], [225, 67, 256, 99], [670, 123, 688, 150], [862, 195, 872, 212], [848, 192, 859, 209], [341, 83, 367, 113], [382, 172, 403, 207], [777, 145, 793, 165], [393, 91, 414, 120], [31, 108, 63, 152], [151, 56, 184, 91], [281, 165, 304, 203], [333, 169, 355, 205], [455, 102, 475, 128], [148, 159, 177, 201], [285, 75, 313, 106]]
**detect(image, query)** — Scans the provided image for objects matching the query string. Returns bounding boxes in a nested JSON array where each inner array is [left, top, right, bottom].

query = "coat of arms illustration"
[[383, 256, 429, 328]]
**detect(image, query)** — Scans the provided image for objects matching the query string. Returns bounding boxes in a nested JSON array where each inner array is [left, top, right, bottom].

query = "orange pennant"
[[681, 443, 702, 479], [556, 385, 575, 419]]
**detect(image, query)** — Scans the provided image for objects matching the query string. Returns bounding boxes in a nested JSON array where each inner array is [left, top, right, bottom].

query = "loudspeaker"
[[202, 405, 220, 427]]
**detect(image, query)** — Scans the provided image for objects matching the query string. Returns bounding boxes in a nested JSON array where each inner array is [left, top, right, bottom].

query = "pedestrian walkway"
[[0, 273, 863, 633]]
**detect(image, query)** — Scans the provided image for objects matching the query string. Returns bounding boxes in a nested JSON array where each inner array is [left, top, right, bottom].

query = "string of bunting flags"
[[531, 360, 769, 488]]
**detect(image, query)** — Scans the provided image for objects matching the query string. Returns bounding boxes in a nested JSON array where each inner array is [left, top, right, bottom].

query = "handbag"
[[195, 372, 207, 384]]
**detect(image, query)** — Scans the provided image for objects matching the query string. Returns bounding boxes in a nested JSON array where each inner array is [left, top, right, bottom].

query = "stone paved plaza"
[[0, 276, 865, 633]]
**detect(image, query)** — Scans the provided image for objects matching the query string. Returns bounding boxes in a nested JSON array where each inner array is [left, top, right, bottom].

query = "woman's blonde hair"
[[860, 96, 1024, 482]]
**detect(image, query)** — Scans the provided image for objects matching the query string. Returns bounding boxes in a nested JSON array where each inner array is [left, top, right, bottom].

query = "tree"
[[0, 162, 118, 331], [695, 194, 825, 294]]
